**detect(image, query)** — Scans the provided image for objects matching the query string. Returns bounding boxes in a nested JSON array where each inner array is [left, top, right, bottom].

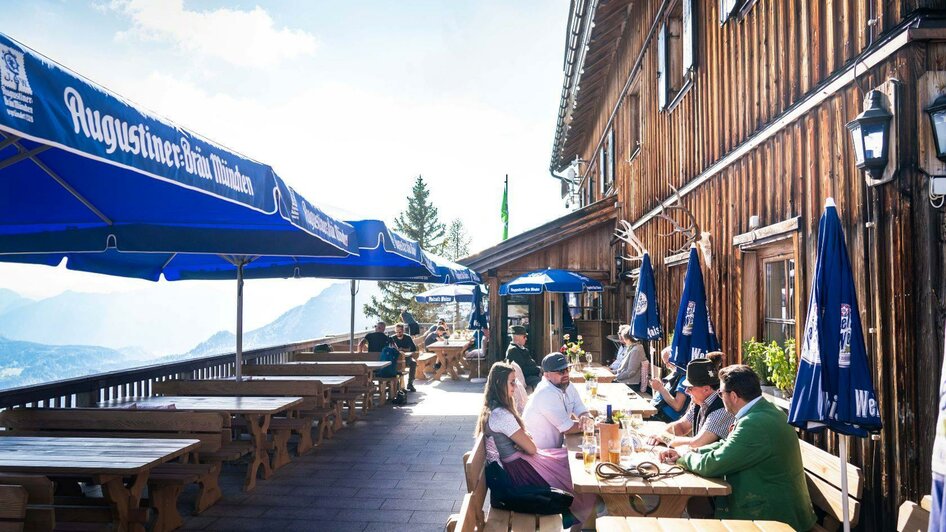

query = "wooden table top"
[[565, 434, 730, 497], [221, 375, 355, 388], [427, 341, 469, 349], [282, 361, 391, 369], [98, 395, 304, 414], [596, 516, 793, 531], [0, 436, 199, 475], [570, 365, 616, 381], [580, 383, 658, 418]]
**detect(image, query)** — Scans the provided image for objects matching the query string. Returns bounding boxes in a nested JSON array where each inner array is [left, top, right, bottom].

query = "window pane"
[[764, 261, 787, 320], [763, 258, 796, 346], [764, 321, 795, 346]]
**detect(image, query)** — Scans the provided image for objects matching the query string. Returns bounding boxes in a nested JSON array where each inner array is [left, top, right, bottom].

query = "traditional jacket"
[[505, 343, 540, 377], [678, 398, 817, 530]]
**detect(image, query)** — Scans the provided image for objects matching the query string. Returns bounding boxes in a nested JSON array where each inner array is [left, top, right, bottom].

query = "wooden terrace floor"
[[179, 378, 483, 531]]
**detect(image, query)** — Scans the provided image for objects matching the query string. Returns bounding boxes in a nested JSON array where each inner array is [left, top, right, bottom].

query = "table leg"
[[446, 352, 461, 380], [432, 351, 447, 381], [242, 413, 273, 491], [97, 473, 149, 532], [295, 416, 315, 456], [600, 493, 691, 517]]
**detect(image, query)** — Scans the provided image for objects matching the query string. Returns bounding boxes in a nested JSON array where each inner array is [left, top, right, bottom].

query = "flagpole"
[[839, 435, 851, 532]]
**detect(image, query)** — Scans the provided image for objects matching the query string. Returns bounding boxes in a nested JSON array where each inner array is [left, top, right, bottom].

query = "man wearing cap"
[[504, 325, 541, 389], [522, 352, 592, 450], [648, 354, 734, 450]]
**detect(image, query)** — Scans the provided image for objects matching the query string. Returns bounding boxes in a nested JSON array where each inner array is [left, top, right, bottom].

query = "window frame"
[[739, 236, 801, 355], [657, 0, 696, 113]]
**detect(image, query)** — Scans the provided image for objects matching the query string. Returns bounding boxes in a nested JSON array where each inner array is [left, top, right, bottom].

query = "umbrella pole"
[[235, 261, 244, 382], [839, 435, 851, 532], [349, 280, 356, 352]]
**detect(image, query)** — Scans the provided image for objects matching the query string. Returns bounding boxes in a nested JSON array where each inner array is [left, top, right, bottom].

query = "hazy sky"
[[0, 1, 570, 329]]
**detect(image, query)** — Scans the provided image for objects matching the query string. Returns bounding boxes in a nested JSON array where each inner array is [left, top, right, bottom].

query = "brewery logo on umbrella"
[[630, 252, 663, 341]]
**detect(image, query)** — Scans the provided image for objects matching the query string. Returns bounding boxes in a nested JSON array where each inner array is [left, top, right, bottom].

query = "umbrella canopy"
[[468, 285, 487, 331], [0, 32, 356, 261], [415, 284, 475, 304], [424, 252, 481, 285], [789, 199, 882, 437], [668, 246, 720, 369], [630, 252, 664, 341], [498, 268, 603, 296]]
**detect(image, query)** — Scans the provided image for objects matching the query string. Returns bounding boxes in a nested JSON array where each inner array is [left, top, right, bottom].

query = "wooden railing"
[[0, 329, 372, 410]]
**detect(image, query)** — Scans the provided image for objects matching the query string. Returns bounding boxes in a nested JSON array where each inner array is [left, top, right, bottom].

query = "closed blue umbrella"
[[930, 326, 946, 532], [788, 199, 881, 532], [498, 268, 602, 295], [467, 284, 489, 383], [668, 245, 719, 369], [630, 252, 664, 341]]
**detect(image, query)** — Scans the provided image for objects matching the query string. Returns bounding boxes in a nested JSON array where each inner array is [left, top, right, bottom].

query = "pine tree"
[[363, 175, 446, 324], [444, 218, 471, 261]]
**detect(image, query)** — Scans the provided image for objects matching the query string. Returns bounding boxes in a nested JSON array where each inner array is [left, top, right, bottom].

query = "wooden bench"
[[245, 364, 373, 423], [596, 516, 794, 530], [799, 439, 864, 531], [292, 351, 402, 405], [0, 408, 247, 531], [897, 495, 932, 532], [153, 379, 335, 455], [445, 434, 557, 532], [415, 352, 438, 381]]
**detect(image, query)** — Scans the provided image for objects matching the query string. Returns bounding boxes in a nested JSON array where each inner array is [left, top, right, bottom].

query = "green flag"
[[501, 175, 509, 240]]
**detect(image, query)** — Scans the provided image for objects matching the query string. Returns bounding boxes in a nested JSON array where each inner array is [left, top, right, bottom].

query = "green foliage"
[[444, 218, 471, 261], [363, 175, 446, 324], [766, 338, 796, 394], [742, 338, 771, 386]]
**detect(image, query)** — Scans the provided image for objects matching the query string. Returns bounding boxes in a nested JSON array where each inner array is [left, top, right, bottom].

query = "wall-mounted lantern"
[[846, 90, 893, 181]]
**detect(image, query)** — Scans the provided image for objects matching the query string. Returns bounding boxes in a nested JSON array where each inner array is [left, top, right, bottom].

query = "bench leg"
[[242, 414, 273, 491], [194, 462, 223, 514], [149, 483, 184, 532], [295, 417, 315, 455], [270, 428, 293, 470]]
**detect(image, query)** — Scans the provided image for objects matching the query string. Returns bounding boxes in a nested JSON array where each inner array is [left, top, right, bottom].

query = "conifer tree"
[[444, 218, 471, 261], [363, 175, 446, 324]]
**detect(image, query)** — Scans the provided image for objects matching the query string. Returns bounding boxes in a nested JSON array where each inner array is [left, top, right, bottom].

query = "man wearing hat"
[[522, 352, 592, 450], [648, 352, 734, 450], [504, 325, 541, 389]]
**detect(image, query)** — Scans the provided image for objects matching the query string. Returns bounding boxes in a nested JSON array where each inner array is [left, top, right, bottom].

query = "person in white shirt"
[[522, 353, 593, 450], [613, 325, 646, 391]]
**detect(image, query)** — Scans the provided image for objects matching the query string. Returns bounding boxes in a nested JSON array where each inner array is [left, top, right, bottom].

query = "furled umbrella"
[[668, 245, 719, 369], [788, 198, 882, 532], [630, 251, 664, 389], [466, 284, 488, 383]]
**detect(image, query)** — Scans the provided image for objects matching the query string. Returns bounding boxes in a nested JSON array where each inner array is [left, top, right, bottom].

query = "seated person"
[[648, 352, 733, 449], [426, 318, 449, 336], [359, 321, 393, 352], [659, 365, 817, 530], [389, 323, 419, 392], [504, 325, 541, 389], [613, 325, 645, 391], [424, 325, 446, 348], [477, 362, 595, 527], [650, 346, 690, 422], [465, 326, 489, 360], [400, 308, 420, 336], [522, 353, 591, 450]]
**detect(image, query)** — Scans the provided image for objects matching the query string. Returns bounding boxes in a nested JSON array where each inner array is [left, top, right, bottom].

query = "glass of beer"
[[581, 437, 597, 472], [589, 377, 598, 399], [608, 439, 621, 464]]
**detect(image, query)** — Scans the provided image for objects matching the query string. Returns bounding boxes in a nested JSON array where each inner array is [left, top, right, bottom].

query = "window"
[[625, 87, 641, 159], [599, 148, 606, 197], [738, 236, 798, 349], [657, 0, 695, 111], [719, 0, 757, 23], [762, 256, 795, 345], [606, 128, 615, 193]]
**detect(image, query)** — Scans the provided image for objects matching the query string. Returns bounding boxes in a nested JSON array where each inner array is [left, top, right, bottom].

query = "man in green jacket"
[[659, 365, 816, 530]]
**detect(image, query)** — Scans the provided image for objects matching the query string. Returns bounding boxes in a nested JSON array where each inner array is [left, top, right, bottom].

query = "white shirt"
[[522, 378, 589, 449]]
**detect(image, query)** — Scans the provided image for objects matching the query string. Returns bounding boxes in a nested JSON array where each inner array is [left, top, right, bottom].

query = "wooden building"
[[462, 1, 946, 529]]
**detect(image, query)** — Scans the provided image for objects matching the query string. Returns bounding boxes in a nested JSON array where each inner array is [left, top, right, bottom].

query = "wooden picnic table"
[[228, 375, 355, 388], [0, 436, 198, 532], [570, 364, 616, 383], [427, 340, 467, 381], [579, 382, 658, 418], [98, 395, 302, 491], [282, 360, 391, 370], [596, 516, 794, 531], [565, 433, 730, 517]]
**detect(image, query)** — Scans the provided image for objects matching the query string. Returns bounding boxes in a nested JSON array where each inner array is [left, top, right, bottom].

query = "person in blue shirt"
[[650, 345, 690, 422]]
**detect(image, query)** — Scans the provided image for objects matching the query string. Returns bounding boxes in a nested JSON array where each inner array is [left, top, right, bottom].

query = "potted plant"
[[765, 338, 796, 397]]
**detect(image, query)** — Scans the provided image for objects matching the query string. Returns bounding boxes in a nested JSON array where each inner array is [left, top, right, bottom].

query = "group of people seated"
[[475, 324, 817, 530]]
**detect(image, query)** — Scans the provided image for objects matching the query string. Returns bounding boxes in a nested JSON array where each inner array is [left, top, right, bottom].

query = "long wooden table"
[[426, 341, 467, 381], [98, 395, 302, 491], [570, 364, 616, 383], [596, 516, 793, 531], [566, 433, 730, 517], [226, 375, 355, 431], [579, 382, 658, 418], [0, 436, 199, 531]]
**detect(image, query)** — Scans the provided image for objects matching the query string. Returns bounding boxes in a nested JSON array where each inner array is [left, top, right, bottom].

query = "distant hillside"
[[0, 289, 32, 315], [0, 336, 139, 389], [179, 282, 380, 358]]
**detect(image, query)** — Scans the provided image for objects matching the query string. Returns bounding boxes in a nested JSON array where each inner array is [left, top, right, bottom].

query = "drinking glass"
[[585, 352, 593, 365], [581, 438, 597, 472], [608, 438, 621, 464], [582, 416, 595, 439], [589, 377, 598, 399]]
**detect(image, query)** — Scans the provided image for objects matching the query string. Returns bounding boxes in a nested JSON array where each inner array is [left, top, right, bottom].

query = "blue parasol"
[[788, 199, 882, 436], [630, 252, 663, 341], [668, 245, 719, 369], [788, 199, 882, 532], [415, 284, 475, 304], [498, 268, 602, 295], [930, 326, 946, 532]]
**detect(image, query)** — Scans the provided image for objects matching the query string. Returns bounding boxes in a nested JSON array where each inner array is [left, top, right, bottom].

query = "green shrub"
[[742, 338, 771, 385], [765, 339, 797, 395]]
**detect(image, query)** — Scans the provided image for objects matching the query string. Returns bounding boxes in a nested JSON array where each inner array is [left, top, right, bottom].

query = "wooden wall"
[[559, 1, 946, 529]]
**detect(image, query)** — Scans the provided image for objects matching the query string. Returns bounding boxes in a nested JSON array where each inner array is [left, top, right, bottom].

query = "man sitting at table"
[[390, 323, 419, 392], [359, 321, 393, 352], [658, 365, 817, 530], [505, 325, 541, 389], [424, 325, 447, 348], [522, 353, 592, 450], [647, 352, 733, 450]]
